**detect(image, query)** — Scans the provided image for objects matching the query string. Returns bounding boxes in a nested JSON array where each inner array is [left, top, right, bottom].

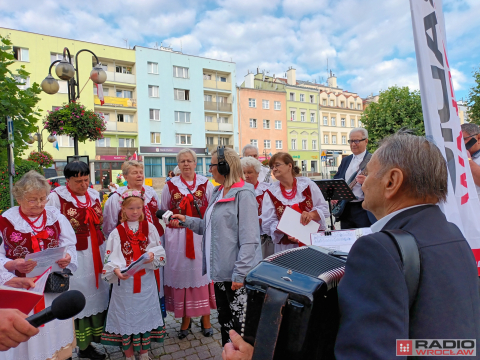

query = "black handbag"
[[44, 268, 73, 293]]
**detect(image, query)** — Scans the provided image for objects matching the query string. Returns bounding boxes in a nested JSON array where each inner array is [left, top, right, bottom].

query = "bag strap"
[[381, 229, 421, 308], [345, 153, 372, 185]]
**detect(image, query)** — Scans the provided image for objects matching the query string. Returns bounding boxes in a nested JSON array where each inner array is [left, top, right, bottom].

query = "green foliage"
[[0, 36, 43, 163], [27, 150, 54, 167], [467, 67, 480, 126], [44, 101, 106, 142], [0, 159, 43, 211], [361, 86, 425, 152]]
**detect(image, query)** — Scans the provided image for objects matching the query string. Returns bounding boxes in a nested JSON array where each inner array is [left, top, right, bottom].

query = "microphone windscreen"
[[51, 290, 86, 320], [156, 210, 166, 219]]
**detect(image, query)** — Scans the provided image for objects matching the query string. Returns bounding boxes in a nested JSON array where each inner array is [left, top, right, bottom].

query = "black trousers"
[[214, 282, 246, 346], [340, 201, 372, 229]]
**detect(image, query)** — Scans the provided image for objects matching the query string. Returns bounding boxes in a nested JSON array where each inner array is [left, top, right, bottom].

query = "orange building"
[[237, 81, 287, 160]]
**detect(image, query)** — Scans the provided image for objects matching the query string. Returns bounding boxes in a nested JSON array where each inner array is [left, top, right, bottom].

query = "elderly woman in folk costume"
[[261, 152, 330, 253], [160, 149, 216, 339], [101, 190, 166, 360], [103, 160, 166, 315], [47, 161, 109, 360], [240, 156, 273, 258], [0, 170, 78, 360]]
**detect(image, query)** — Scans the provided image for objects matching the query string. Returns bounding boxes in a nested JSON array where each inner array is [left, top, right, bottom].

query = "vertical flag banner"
[[410, 0, 480, 273], [96, 83, 104, 105]]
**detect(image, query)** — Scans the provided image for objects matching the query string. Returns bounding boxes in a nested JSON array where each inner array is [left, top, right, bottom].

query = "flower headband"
[[119, 190, 144, 204]]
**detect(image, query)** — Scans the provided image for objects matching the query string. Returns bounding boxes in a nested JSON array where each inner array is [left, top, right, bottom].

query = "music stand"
[[314, 179, 356, 231]]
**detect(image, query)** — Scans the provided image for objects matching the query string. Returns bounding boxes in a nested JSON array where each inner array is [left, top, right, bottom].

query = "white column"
[[161, 156, 166, 177]]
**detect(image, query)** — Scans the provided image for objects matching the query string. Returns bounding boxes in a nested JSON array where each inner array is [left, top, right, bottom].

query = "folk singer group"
[[1, 127, 480, 360]]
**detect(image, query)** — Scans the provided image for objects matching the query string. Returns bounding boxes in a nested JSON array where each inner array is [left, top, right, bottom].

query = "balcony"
[[207, 144, 233, 154], [104, 121, 137, 133], [96, 147, 137, 156], [203, 79, 231, 91], [94, 96, 137, 108], [204, 101, 232, 113], [205, 122, 233, 132], [105, 71, 136, 84]]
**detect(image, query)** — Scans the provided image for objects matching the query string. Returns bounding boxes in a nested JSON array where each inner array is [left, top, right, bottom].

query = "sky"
[[0, 0, 479, 100]]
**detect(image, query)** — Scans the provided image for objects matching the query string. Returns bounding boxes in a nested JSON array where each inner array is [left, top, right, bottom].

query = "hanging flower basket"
[[28, 150, 55, 168], [43, 101, 106, 142]]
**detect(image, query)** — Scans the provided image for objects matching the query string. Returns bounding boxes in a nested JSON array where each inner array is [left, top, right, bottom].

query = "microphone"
[[26, 290, 86, 328], [156, 210, 186, 227]]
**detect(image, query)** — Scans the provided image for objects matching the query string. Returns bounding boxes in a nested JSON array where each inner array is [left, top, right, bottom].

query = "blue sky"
[[1, 0, 479, 99]]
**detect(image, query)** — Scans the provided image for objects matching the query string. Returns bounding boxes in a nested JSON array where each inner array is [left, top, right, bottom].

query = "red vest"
[[166, 180, 208, 218], [116, 220, 149, 266], [58, 196, 105, 251], [256, 192, 266, 217], [0, 215, 61, 277]]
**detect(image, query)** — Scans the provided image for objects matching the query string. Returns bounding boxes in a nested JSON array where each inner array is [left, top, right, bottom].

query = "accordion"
[[242, 246, 346, 360]]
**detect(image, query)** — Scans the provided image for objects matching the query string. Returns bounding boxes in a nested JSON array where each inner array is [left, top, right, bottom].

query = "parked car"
[[47, 176, 66, 190]]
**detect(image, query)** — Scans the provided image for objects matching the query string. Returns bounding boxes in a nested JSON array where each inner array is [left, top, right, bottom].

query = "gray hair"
[[375, 133, 447, 202], [242, 144, 259, 157], [12, 170, 50, 201], [240, 156, 262, 174], [176, 148, 197, 163], [173, 166, 181, 176], [122, 160, 144, 176], [461, 123, 480, 136], [350, 127, 368, 138]]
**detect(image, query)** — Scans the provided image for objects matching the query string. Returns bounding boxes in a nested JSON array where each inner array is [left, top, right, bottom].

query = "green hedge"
[[0, 160, 44, 211]]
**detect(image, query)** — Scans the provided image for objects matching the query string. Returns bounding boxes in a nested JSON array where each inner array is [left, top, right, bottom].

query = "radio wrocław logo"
[[396, 340, 476, 356]]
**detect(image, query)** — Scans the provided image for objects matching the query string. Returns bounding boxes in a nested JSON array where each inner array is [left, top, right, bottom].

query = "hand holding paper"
[[276, 206, 321, 246]]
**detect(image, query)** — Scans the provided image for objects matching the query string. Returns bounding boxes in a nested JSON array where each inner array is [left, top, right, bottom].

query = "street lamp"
[[32, 127, 56, 152], [41, 47, 107, 156]]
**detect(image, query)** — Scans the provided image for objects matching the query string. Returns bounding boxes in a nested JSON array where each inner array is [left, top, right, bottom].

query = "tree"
[[0, 36, 42, 163], [467, 67, 480, 126], [361, 86, 425, 152]]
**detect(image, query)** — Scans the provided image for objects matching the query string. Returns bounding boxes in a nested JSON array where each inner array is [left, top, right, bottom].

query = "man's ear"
[[383, 168, 404, 200]]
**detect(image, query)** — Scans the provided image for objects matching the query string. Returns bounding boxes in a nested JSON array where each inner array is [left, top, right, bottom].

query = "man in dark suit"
[[222, 132, 480, 360], [333, 128, 375, 228]]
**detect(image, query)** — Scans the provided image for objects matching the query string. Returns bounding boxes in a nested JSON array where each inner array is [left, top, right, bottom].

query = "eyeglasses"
[[270, 163, 285, 170], [348, 138, 367, 145], [179, 159, 195, 164], [26, 198, 48, 205], [463, 134, 478, 141], [209, 164, 218, 170]]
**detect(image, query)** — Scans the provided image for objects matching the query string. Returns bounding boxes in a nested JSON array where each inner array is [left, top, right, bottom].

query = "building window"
[[312, 140, 317, 150], [218, 137, 230, 145], [98, 112, 110, 122], [96, 138, 111, 147], [151, 132, 161, 144], [351, 119, 355, 127], [323, 116, 328, 125], [324, 135, 329, 144], [206, 136, 214, 145], [175, 111, 191, 123], [149, 109, 160, 121], [290, 110, 296, 121], [331, 117, 336, 126], [249, 98, 256, 108], [117, 114, 133, 123], [341, 118, 346, 127], [13, 47, 29, 62], [173, 66, 189, 78], [174, 89, 190, 101], [148, 85, 159, 97], [262, 100, 270, 109], [263, 119, 270, 129], [357, 104, 362, 110], [203, 73, 212, 80], [264, 140, 271, 149], [15, 76, 30, 90], [291, 139, 297, 150], [217, 75, 227, 82], [205, 116, 213, 122], [116, 89, 133, 98], [249, 119, 257, 128], [144, 157, 162, 177], [176, 134, 192, 145], [275, 120, 282, 129], [274, 101, 281, 110], [310, 95, 315, 103], [300, 112, 306, 122], [332, 135, 337, 144], [322, 99, 327, 106], [289, 93, 295, 101], [302, 139, 307, 150], [310, 113, 315, 122], [350, 102, 354, 109], [147, 62, 158, 74], [116, 66, 132, 74], [300, 94, 305, 102], [341, 101, 345, 108], [359, 120, 363, 127], [204, 94, 213, 102], [58, 135, 74, 147], [330, 100, 334, 106], [275, 140, 282, 149], [119, 138, 135, 147], [342, 135, 347, 144], [250, 139, 258, 147]]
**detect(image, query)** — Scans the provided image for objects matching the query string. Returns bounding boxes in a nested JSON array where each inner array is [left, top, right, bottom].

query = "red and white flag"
[[96, 83, 104, 105], [410, 0, 480, 273], [129, 151, 138, 161]]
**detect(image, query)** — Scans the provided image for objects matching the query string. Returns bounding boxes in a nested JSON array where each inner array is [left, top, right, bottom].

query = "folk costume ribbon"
[[85, 207, 103, 289], [124, 222, 147, 294], [179, 194, 195, 259]]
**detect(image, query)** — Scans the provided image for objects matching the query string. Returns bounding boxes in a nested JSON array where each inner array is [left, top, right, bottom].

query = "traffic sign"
[[321, 150, 326, 157], [7, 116, 14, 146], [321, 156, 327, 161]]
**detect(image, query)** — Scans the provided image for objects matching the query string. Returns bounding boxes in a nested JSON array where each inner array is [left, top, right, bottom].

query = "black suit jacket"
[[335, 205, 480, 359]]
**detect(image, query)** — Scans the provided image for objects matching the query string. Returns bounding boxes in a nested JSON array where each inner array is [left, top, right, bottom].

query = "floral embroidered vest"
[[116, 220, 149, 266], [58, 196, 105, 251], [256, 192, 267, 217], [167, 181, 208, 218], [0, 216, 61, 277]]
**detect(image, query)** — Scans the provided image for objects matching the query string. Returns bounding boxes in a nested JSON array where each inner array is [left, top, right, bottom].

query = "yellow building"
[[0, 28, 136, 186]]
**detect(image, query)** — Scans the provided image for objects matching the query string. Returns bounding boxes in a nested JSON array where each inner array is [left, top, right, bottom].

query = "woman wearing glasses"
[[0, 170, 78, 360], [261, 152, 330, 253], [160, 149, 216, 338]]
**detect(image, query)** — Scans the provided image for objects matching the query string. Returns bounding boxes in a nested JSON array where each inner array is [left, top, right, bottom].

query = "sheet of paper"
[[120, 253, 150, 277], [25, 246, 66, 277], [276, 206, 320, 246], [311, 227, 373, 253]]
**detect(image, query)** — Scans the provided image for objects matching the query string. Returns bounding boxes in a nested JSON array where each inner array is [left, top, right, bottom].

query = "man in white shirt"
[[242, 144, 273, 183], [461, 123, 480, 200]]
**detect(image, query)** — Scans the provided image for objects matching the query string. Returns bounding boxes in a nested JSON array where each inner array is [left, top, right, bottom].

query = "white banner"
[[410, 0, 480, 274]]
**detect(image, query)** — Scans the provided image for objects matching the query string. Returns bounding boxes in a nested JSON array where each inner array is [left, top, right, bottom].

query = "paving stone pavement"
[[72, 310, 223, 360]]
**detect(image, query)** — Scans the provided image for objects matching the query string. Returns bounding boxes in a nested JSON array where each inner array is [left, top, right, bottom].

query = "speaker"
[[217, 146, 230, 176]]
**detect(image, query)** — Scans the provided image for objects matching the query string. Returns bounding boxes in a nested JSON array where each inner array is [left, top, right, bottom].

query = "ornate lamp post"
[[41, 47, 107, 156], [30, 127, 56, 152]]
